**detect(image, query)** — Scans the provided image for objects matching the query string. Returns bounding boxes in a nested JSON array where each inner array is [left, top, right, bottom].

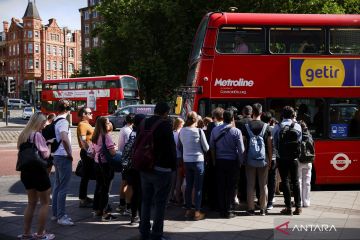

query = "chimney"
[[3, 21, 9, 32]]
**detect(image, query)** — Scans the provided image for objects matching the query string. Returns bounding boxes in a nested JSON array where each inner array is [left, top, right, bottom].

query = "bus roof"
[[208, 12, 360, 27], [42, 75, 137, 83]]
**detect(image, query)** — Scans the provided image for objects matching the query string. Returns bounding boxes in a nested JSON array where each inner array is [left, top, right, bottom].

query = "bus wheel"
[[109, 121, 115, 131]]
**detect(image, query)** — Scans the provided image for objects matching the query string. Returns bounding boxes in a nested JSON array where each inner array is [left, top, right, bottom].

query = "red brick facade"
[[0, 0, 81, 104]]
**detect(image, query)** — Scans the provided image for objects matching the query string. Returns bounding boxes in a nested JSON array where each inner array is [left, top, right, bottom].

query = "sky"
[[0, 0, 86, 31]]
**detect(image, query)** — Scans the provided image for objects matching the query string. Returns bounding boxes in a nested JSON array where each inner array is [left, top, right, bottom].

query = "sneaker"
[[57, 215, 74, 226], [280, 208, 293, 216], [184, 209, 194, 218], [116, 205, 125, 212], [266, 204, 274, 210], [260, 209, 266, 216], [293, 208, 302, 215], [17, 234, 35, 240], [224, 212, 236, 219], [34, 233, 55, 240], [121, 209, 131, 216], [102, 213, 118, 222], [50, 216, 57, 221], [246, 210, 255, 216], [86, 197, 93, 203], [130, 216, 140, 225], [63, 214, 72, 221]]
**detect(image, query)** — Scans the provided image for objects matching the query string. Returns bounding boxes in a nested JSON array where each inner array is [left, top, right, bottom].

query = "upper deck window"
[[330, 28, 360, 54], [270, 27, 325, 54], [216, 27, 265, 54], [121, 77, 138, 89], [189, 16, 208, 62]]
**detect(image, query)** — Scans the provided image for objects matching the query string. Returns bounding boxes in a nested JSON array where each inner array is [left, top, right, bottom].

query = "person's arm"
[[200, 129, 210, 152], [267, 134, 273, 169], [34, 132, 51, 159], [209, 130, 216, 165], [78, 124, 88, 150], [105, 134, 117, 156], [60, 131, 72, 160]]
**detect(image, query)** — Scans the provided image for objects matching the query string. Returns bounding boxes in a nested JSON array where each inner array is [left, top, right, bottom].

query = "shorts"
[[21, 169, 51, 192], [126, 168, 140, 186]]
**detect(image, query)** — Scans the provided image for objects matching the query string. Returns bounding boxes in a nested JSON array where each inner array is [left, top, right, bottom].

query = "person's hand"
[[46, 138, 55, 144], [67, 155, 73, 161]]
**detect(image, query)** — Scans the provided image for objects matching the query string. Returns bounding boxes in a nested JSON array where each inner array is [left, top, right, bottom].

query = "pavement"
[[1, 118, 360, 240]]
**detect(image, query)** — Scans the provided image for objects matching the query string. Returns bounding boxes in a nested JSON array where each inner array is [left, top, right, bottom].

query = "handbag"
[[75, 158, 96, 180], [102, 135, 123, 172], [16, 133, 48, 171]]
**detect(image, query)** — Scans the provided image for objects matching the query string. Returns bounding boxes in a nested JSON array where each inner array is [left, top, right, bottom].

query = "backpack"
[[42, 118, 65, 153], [245, 123, 268, 167], [132, 119, 164, 171], [101, 135, 123, 172], [299, 131, 315, 163], [121, 131, 136, 170], [278, 122, 301, 160]]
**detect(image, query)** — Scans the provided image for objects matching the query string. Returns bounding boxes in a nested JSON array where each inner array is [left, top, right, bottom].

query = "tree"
[[89, 0, 359, 102]]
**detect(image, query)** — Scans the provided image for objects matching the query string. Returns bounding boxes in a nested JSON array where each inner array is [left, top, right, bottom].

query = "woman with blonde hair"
[[17, 112, 55, 240], [179, 111, 209, 220]]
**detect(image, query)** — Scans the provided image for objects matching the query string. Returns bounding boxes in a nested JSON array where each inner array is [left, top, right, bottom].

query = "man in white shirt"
[[51, 99, 74, 226], [117, 113, 135, 215]]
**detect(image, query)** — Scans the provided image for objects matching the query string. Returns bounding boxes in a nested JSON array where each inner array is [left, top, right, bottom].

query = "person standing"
[[117, 113, 135, 215], [210, 110, 245, 218], [51, 99, 74, 226], [77, 107, 95, 208], [243, 103, 272, 216], [273, 106, 302, 215], [17, 112, 55, 240], [134, 102, 177, 240], [179, 111, 209, 221]]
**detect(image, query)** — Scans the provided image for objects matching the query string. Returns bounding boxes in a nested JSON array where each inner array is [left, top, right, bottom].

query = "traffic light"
[[8, 77, 16, 93]]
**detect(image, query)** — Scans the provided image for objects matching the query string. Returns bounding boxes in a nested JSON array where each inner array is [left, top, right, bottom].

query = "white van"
[[7, 98, 28, 108]]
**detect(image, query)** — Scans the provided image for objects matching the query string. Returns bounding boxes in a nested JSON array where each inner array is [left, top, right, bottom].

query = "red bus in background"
[[41, 75, 140, 125], [176, 12, 360, 185]]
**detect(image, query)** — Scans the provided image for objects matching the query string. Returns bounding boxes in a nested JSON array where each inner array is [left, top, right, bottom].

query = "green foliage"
[[86, 0, 359, 102]]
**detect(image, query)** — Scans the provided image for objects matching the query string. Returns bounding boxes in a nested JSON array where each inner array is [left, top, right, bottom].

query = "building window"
[[53, 61, 57, 70], [59, 61, 63, 70], [47, 60, 50, 70], [53, 46, 57, 55], [93, 10, 98, 18], [84, 11, 89, 20], [69, 63, 74, 73], [24, 60, 27, 69], [13, 33, 16, 40], [85, 24, 89, 34], [28, 43, 33, 53], [28, 59, 33, 69], [93, 37, 99, 47], [53, 76, 57, 80], [9, 45, 12, 56], [85, 38, 90, 48], [35, 59, 39, 69], [35, 31, 39, 38], [35, 43, 39, 53], [47, 75, 51, 80], [28, 30, 33, 38], [90, 0, 96, 6], [69, 48, 74, 58], [56, 35, 60, 42], [59, 47, 63, 56], [46, 45, 50, 55], [17, 60, 20, 70], [24, 44, 27, 53], [16, 44, 19, 55]]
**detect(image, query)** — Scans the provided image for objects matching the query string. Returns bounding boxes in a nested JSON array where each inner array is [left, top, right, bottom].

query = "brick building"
[[79, 0, 102, 72], [1, 0, 81, 105]]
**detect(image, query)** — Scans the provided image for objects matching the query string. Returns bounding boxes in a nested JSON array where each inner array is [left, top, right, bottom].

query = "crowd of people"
[[16, 100, 316, 240]]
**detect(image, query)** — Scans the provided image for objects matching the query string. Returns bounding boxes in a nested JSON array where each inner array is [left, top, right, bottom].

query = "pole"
[[4, 96, 8, 126]]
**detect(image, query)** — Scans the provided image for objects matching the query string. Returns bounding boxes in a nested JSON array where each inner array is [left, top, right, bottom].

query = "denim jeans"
[[184, 161, 204, 211], [52, 155, 72, 218], [140, 170, 172, 240]]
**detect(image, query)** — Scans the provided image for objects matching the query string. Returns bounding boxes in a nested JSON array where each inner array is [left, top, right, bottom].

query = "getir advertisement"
[[290, 58, 360, 88]]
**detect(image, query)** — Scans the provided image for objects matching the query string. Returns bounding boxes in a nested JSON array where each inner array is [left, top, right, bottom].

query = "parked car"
[[22, 107, 34, 119], [107, 104, 155, 130], [7, 98, 29, 109]]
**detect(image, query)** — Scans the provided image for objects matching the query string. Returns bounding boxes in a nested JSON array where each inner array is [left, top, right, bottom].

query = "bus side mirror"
[[175, 96, 183, 115]]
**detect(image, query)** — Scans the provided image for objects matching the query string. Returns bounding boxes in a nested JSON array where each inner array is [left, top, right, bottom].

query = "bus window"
[[69, 82, 76, 89], [268, 98, 325, 138], [330, 28, 360, 54], [105, 80, 117, 88], [270, 27, 325, 54], [95, 80, 105, 88], [58, 83, 68, 90], [216, 27, 265, 54], [76, 82, 87, 89], [121, 76, 138, 89], [329, 104, 359, 138], [87, 81, 95, 89], [190, 15, 209, 62]]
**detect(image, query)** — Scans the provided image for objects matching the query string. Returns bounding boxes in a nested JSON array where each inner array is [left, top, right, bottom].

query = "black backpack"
[[299, 131, 315, 163], [278, 122, 301, 160], [42, 118, 65, 153]]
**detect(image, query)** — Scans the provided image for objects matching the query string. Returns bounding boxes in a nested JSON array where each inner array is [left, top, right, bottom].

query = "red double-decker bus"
[[41, 75, 140, 125], [176, 12, 360, 185]]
